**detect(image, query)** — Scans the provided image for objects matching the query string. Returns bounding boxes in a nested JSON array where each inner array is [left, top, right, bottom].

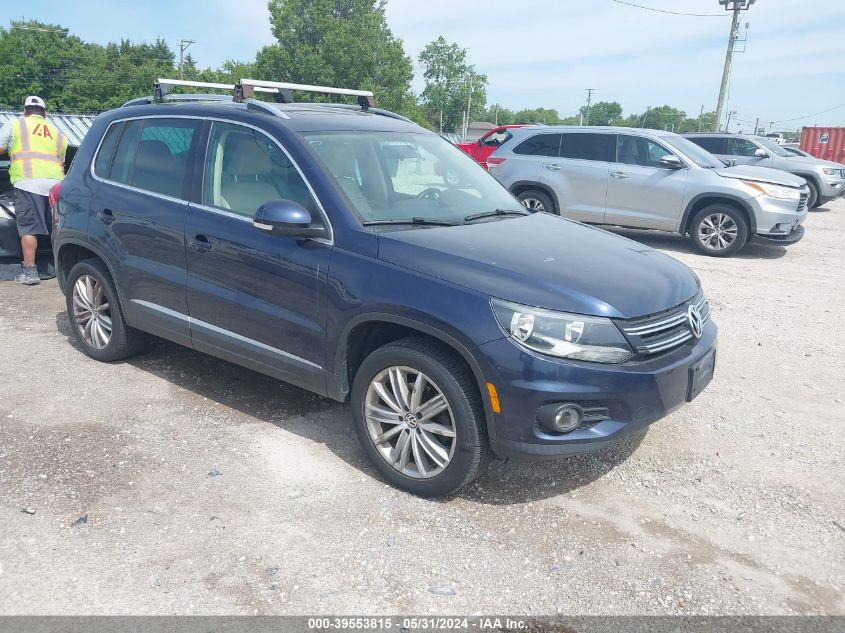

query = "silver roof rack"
[[236, 79, 376, 109]]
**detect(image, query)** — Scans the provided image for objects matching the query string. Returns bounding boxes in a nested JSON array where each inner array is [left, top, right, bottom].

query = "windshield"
[[302, 131, 522, 225], [661, 135, 725, 168], [753, 136, 792, 157]]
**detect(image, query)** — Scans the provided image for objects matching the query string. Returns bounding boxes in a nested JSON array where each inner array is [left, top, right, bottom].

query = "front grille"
[[797, 192, 809, 214], [618, 291, 710, 356]]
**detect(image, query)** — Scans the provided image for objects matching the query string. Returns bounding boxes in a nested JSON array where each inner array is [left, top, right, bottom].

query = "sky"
[[11, 0, 845, 130]]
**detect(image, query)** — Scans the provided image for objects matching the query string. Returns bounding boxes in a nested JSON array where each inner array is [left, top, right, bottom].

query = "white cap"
[[24, 96, 46, 109]]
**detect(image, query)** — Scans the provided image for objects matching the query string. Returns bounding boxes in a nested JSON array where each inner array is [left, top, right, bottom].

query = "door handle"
[[96, 208, 115, 225], [610, 171, 629, 179], [545, 164, 562, 171], [191, 234, 213, 253]]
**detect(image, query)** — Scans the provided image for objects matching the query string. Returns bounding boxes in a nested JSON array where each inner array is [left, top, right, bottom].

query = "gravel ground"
[[0, 200, 843, 616]]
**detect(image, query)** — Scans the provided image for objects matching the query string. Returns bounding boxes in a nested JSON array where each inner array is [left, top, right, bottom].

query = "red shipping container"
[[800, 127, 845, 164]]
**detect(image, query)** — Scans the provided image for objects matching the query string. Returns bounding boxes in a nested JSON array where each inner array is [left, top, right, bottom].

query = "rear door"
[[89, 116, 201, 346], [604, 134, 688, 230], [542, 132, 612, 223], [184, 120, 331, 394]]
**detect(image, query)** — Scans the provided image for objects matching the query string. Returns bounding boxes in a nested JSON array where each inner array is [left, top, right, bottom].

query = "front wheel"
[[351, 337, 489, 497], [806, 180, 821, 208], [689, 204, 749, 257]]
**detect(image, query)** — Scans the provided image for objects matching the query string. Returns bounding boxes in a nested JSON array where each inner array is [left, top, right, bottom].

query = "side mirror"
[[659, 155, 684, 169], [754, 148, 769, 158], [253, 200, 325, 239]]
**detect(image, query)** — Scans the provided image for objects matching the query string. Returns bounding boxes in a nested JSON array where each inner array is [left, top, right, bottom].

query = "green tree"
[[581, 101, 622, 126], [627, 105, 688, 131], [255, 0, 413, 115], [418, 36, 487, 132]]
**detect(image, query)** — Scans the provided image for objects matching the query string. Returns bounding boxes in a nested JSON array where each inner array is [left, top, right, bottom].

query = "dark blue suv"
[[52, 80, 717, 497]]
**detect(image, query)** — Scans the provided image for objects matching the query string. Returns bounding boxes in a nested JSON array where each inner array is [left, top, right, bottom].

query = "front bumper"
[[819, 178, 845, 202], [751, 193, 807, 244], [476, 320, 718, 459], [0, 214, 22, 259]]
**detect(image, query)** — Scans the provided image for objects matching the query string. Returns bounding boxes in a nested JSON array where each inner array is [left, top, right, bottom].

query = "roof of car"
[[508, 125, 680, 137], [109, 99, 426, 134]]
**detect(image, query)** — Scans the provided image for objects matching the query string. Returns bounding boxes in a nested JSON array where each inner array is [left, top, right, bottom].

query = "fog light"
[[553, 404, 584, 433], [538, 403, 584, 434]]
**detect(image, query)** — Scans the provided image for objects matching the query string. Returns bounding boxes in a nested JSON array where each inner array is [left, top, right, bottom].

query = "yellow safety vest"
[[9, 115, 68, 185]]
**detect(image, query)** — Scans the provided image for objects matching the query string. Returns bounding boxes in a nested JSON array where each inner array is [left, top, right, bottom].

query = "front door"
[[724, 137, 774, 167], [185, 121, 331, 394], [604, 134, 688, 230]]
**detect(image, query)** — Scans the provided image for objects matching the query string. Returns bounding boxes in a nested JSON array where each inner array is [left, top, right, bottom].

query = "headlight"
[[822, 167, 840, 176], [741, 180, 801, 200], [491, 298, 633, 363]]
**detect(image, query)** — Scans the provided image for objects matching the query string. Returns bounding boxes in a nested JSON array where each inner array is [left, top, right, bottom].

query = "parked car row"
[[47, 79, 719, 497], [483, 126, 814, 256]]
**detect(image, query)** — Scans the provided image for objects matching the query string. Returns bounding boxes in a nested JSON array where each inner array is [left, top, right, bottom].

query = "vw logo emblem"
[[687, 305, 703, 339]]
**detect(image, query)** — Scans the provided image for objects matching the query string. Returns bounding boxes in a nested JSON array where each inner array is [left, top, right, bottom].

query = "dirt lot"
[[1, 201, 843, 616]]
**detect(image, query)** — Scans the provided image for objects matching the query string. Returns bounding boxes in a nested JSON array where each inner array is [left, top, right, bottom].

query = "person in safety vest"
[[0, 96, 68, 285]]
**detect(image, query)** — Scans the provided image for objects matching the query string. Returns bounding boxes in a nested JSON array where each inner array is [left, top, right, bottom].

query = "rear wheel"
[[689, 204, 749, 257], [517, 189, 555, 215], [65, 259, 147, 362], [351, 337, 489, 497]]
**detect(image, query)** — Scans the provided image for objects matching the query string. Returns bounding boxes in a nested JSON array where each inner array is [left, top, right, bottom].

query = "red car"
[[456, 125, 530, 169]]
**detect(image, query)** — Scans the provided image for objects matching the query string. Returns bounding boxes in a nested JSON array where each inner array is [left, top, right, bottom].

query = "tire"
[[65, 258, 148, 362], [806, 180, 821, 208], [351, 337, 489, 497], [689, 204, 749, 257], [517, 189, 556, 214]]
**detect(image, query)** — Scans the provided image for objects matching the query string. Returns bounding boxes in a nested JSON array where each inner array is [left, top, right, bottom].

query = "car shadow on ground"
[[604, 227, 788, 260], [55, 311, 644, 504]]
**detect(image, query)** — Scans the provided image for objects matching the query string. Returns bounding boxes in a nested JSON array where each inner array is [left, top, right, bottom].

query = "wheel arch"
[[331, 314, 497, 442], [56, 239, 120, 297], [681, 194, 757, 236]]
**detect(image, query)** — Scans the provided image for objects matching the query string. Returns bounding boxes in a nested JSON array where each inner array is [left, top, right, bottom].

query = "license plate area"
[[687, 349, 716, 402]]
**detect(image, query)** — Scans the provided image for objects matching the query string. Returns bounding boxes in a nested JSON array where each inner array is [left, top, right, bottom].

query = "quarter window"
[[93, 122, 123, 178], [202, 121, 320, 221], [513, 133, 561, 157], [560, 133, 615, 162]]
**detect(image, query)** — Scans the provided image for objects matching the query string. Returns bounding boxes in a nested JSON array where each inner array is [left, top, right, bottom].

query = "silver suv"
[[684, 133, 845, 208], [488, 126, 809, 257]]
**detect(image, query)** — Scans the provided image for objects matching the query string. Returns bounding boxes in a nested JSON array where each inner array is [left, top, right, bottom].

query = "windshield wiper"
[[464, 208, 529, 223], [363, 217, 459, 227]]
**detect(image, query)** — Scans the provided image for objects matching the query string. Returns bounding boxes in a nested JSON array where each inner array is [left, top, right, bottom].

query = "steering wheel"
[[416, 187, 441, 200]]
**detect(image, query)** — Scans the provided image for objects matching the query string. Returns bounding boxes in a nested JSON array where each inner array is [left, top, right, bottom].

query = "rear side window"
[[688, 136, 726, 154], [560, 133, 615, 162], [107, 118, 200, 200], [93, 122, 123, 178], [513, 133, 561, 157]]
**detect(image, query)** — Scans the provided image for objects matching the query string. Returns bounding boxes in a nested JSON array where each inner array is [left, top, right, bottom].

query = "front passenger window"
[[202, 122, 320, 222], [726, 139, 759, 157]]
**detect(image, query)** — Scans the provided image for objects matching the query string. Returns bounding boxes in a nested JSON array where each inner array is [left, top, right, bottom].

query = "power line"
[[609, 0, 726, 17], [770, 102, 845, 124]]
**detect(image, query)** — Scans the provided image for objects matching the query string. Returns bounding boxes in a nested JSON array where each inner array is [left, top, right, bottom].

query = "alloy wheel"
[[364, 366, 457, 479], [697, 212, 738, 251], [72, 274, 112, 350], [521, 197, 545, 213]]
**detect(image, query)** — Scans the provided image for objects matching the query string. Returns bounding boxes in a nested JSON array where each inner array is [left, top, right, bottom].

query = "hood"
[[376, 214, 699, 319], [716, 164, 806, 187], [785, 155, 845, 169]]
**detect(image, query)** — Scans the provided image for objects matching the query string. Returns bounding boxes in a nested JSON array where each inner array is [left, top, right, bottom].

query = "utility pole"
[[725, 110, 736, 132], [754, 116, 760, 135], [584, 88, 595, 126], [178, 38, 196, 79], [714, 0, 755, 131], [698, 105, 705, 132], [464, 74, 474, 142]]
